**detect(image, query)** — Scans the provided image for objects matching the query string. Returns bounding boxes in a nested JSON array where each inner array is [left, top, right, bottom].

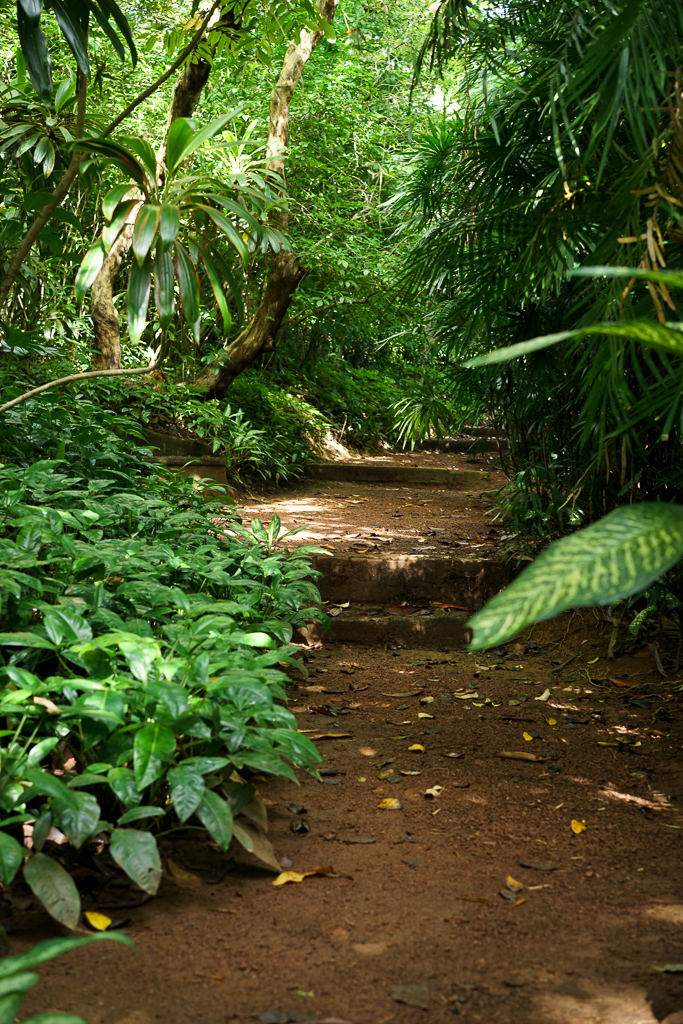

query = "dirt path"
[[11, 453, 683, 1024]]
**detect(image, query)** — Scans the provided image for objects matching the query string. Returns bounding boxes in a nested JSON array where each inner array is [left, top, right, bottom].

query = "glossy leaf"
[[74, 240, 107, 302], [17, 0, 52, 103], [195, 242, 230, 331], [195, 204, 248, 261], [110, 829, 161, 894], [102, 183, 134, 220], [119, 135, 157, 183], [117, 805, 165, 825], [132, 204, 159, 265], [107, 767, 141, 808], [23, 854, 80, 930], [102, 199, 137, 250], [167, 766, 204, 823], [153, 246, 175, 329], [196, 790, 233, 851], [0, 934, 133, 980], [165, 117, 195, 175], [133, 723, 176, 789], [468, 503, 683, 650], [126, 254, 151, 344], [50, 0, 90, 76], [0, 833, 24, 886], [52, 792, 100, 849], [159, 203, 180, 247], [175, 242, 200, 342]]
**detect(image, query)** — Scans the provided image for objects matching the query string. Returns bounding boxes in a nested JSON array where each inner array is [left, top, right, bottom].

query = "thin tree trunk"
[[193, 0, 337, 399]]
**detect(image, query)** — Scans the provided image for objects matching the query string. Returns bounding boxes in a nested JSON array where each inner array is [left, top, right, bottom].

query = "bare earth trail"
[[12, 451, 683, 1024]]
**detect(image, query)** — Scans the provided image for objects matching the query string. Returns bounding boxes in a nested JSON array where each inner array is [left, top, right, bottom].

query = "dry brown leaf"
[[497, 751, 546, 763]]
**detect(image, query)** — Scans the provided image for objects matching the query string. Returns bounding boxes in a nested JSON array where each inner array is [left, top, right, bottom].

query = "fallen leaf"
[[518, 860, 557, 871], [417, 712, 434, 719], [522, 732, 533, 742], [33, 696, 61, 715], [408, 744, 425, 752], [272, 866, 334, 886], [534, 689, 551, 702], [420, 696, 435, 705], [512, 896, 527, 908], [165, 858, 202, 890], [400, 770, 421, 776], [610, 677, 638, 687], [304, 733, 352, 740], [381, 689, 424, 698], [340, 835, 375, 844], [359, 747, 377, 757], [503, 972, 536, 987], [651, 964, 683, 973], [424, 785, 443, 799], [570, 819, 587, 834], [545, 717, 557, 726], [390, 984, 430, 1009], [506, 875, 524, 892], [430, 602, 471, 610], [83, 911, 113, 932], [378, 798, 402, 810], [290, 819, 310, 835], [497, 751, 546, 762], [452, 781, 470, 788], [453, 690, 479, 699], [633, 647, 652, 659]]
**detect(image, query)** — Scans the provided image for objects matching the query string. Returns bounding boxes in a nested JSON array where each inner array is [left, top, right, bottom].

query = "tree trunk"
[[192, 0, 336, 399]]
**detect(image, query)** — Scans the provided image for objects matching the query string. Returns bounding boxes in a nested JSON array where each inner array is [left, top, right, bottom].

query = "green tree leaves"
[[23, 854, 80, 930], [468, 504, 683, 649], [110, 830, 161, 894]]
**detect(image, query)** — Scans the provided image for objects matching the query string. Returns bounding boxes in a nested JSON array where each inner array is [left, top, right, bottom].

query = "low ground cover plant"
[[0, 398, 327, 928]]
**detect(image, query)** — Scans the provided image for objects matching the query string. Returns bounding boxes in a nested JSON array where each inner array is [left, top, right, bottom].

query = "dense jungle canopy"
[[2, 0, 683, 989]]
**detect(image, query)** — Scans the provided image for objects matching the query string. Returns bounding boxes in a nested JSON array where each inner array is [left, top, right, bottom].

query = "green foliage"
[[0, 397, 327, 925], [0, 933, 133, 1024], [74, 117, 288, 344], [468, 503, 683, 649]]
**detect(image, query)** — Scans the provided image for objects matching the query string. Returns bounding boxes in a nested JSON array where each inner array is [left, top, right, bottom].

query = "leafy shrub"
[[0, 400, 327, 926]]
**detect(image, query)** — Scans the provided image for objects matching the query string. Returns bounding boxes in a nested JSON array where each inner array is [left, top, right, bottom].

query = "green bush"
[[0, 399, 327, 927]]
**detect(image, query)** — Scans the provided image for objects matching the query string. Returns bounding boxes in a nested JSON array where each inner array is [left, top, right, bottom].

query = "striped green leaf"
[[126, 255, 151, 343], [159, 203, 179, 247], [175, 242, 200, 342], [74, 239, 106, 302], [153, 246, 175, 330], [102, 182, 133, 220], [465, 319, 683, 368], [132, 204, 159, 265], [195, 241, 230, 331], [467, 503, 683, 650]]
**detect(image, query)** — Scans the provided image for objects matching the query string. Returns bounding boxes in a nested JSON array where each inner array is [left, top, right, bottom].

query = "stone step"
[[297, 604, 470, 649], [311, 553, 519, 606], [414, 437, 507, 454], [308, 463, 490, 489]]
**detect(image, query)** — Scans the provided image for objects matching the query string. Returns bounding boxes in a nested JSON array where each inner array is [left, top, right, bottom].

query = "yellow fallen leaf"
[[523, 732, 533, 742], [546, 717, 557, 726], [587, 657, 600, 664], [506, 876, 523, 892], [272, 866, 334, 886], [378, 797, 402, 810], [417, 713, 434, 719], [84, 911, 113, 932], [571, 819, 587, 834], [534, 689, 551, 702], [511, 897, 527, 909], [408, 744, 425, 752], [424, 785, 444, 799]]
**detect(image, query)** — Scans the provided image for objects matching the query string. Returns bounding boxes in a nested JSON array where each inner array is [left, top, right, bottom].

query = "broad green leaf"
[[133, 723, 176, 789], [195, 242, 230, 331], [0, 933, 132, 980], [468, 503, 683, 650], [159, 203, 179, 247], [26, 738, 58, 767], [0, 833, 24, 886], [132, 204, 159, 265], [71, 138, 147, 190], [208, 243, 244, 322], [196, 790, 233, 851], [22, 1014, 89, 1023], [153, 247, 175, 330], [232, 821, 280, 872], [118, 135, 157, 183], [267, 514, 282, 546], [110, 829, 161, 894], [107, 767, 141, 808], [250, 518, 269, 544], [17, 0, 52, 103], [464, 320, 683, 368], [126, 254, 151, 344], [117, 805, 165, 825], [165, 117, 195, 175], [168, 766, 204, 823], [175, 242, 200, 342], [102, 182, 134, 220], [237, 632, 275, 648], [102, 199, 137, 250], [52, 792, 100, 849], [54, 76, 76, 113], [74, 240, 107, 302], [50, 0, 90, 76], [194, 204, 247, 261], [22, 767, 78, 810], [32, 811, 53, 852], [23, 854, 80, 930]]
